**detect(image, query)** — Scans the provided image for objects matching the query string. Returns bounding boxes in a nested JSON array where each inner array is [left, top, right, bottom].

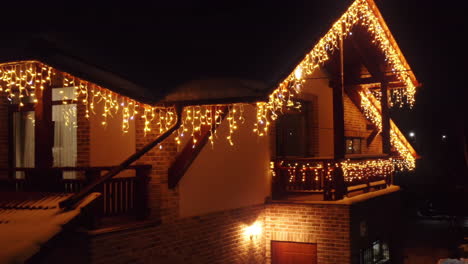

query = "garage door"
[[271, 241, 317, 264]]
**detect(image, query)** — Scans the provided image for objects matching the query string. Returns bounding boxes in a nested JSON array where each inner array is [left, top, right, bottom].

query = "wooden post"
[[84, 168, 103, 218], [33, 78, 53, 190], [34, 84, 53, 169], [332, 32, 345, 160], [381, 81, 391, 154], [323, 162, 332, 201], [329, 30, 346, 200], [135, 165, 151, 220], [333, 166, 346, 200]]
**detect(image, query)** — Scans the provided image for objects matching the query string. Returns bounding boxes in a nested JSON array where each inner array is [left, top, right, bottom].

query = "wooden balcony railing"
[[0, 165, 151, 219], [272, 156, 394, 201]]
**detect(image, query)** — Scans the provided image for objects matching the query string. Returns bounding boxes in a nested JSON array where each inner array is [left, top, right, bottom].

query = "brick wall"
[[83, 189, 399, 264], [0, 93, 8, 177], [89, 204, 266, 264], [76, 103, 90, 167], [343, 95, 383, 154], [89, 203, 354, 264], [134, 115, 179, 223], [265, 203, 351, 264]]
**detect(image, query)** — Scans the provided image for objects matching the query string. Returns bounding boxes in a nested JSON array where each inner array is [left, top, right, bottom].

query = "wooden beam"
[[168, 106, 228, 189], [332, 35, 345, 160], [381, 81, 391, 154], [367, 128, 379, 147], [345, 77, 402, 87], [34, 84, 53, 169], [347, 27, 404, 88]]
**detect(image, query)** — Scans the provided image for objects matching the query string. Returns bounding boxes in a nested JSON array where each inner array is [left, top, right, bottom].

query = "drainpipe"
[[59, 104, 184, 209]]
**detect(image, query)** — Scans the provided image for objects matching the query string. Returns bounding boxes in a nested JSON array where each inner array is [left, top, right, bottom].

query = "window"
[[9, 86, 78, 178], [346, 137, 362, 154], [12, 111, 35, 179], [275, 102, 313, 157], [360, 240, 390, 264]]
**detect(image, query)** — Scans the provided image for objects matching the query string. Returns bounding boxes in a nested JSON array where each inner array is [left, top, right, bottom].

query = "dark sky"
[[376, 0, 467, 184]]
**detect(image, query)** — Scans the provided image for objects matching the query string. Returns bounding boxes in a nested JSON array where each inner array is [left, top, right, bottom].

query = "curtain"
[[13, 111, 35, 179], [52, 104, 78, 179]]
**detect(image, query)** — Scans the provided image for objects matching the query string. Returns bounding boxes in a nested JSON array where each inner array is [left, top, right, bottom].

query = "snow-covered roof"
[[0, 192, 100, 263]]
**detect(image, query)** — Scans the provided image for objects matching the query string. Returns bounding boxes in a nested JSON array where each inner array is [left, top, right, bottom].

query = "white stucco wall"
[[179, 104, 271, 217], [300, 69, 334, 157], [89, 101, 136, 167]]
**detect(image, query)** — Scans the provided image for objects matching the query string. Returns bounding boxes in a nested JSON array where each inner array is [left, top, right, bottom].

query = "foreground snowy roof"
[[0, 192, 100, 263]]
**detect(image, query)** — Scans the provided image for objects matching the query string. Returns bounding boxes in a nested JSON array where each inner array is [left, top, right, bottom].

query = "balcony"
[[0, 165, 151, 227], [272, 155, 396, 201]]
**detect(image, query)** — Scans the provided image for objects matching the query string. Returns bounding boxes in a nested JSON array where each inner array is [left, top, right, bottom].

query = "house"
[[0, 0, 419, 263]]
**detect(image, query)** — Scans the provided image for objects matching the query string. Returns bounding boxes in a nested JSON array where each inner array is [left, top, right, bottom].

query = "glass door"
[[12, 111, 35, 179], [52, 104, 77, 179]]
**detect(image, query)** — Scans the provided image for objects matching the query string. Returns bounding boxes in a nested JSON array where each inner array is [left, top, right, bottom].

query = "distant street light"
[[409, 132, 415, 138]]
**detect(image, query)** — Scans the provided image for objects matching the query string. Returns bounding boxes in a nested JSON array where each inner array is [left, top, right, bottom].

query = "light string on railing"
[[275, 158, 394, 185], [339, 158, 393, 182], [278, 161, 326, 184]]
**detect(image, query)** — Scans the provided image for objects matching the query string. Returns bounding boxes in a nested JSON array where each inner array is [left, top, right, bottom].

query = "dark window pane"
[[346, 139, 354, 154], [277, 113, 306, 157], [345, 138, 362, 154], [353, 138, 361, 153]]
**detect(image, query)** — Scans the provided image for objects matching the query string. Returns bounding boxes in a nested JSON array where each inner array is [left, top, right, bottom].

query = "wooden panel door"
[[271, 241, 317, 264]]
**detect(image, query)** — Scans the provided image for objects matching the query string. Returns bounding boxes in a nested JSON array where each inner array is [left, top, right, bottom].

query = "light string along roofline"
[[0, 0, 416, 169]]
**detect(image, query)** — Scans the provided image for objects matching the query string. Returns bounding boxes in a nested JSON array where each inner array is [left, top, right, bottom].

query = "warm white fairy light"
[[253, 0, 417, 143], [340, 158, 393, 182], [276, 158, 394, 186], [360, 90, 382, 131], [359, 87, 416, 170]]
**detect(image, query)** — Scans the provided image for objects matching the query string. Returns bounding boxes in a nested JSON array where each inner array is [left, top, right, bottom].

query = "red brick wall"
[[265, 203, 351, 264], [0, 93, 8, 177], [89, 204, 266, 263], [134, 115, 179, 223], [89, 203, 352, 264], [86, 191, 400, 264], [76, 103, 90, 167], [343, 95, 383, 154], [0, 93, 90, 172]]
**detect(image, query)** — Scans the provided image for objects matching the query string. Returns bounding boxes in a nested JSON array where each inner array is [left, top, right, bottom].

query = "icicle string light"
[[0, 0, 417, 169], [359, 88, 416, 170], [252, 0, 417, 147]]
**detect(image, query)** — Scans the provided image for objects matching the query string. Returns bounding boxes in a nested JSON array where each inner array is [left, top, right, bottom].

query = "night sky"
[[1, 0, 467, 184], [377, 0, 467, 185]]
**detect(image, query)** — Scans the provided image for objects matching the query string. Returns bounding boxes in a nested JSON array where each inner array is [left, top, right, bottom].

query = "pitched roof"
[[0, 192, 100, 263], [0, 0, 353, 105]]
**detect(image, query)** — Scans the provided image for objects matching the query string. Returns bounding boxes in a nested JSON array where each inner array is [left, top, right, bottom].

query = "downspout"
[[59, 104, 184, 209]]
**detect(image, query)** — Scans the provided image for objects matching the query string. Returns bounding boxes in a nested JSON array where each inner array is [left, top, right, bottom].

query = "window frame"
[[360, 240, 390, 264], [275, 100, 314, 158], [7, 86, 79, 173], [345, 137, 363, 154]]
